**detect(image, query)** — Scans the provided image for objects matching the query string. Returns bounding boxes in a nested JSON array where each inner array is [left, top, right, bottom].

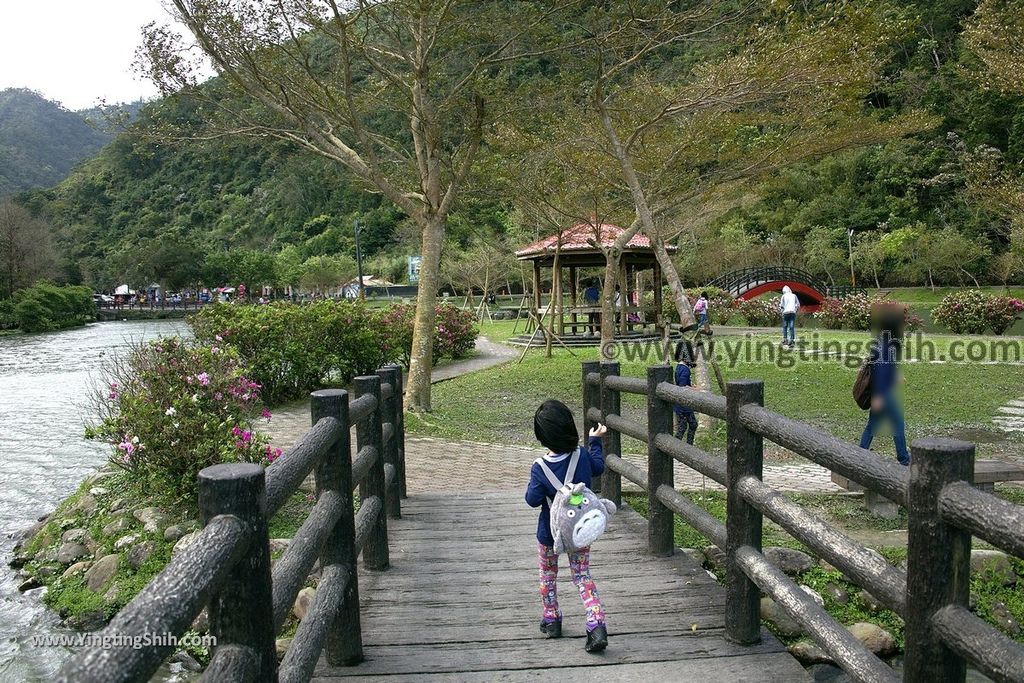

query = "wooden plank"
[[974, 459, 1024, 483], [314, 653, 809, 682], [317, 491, 805, 681]]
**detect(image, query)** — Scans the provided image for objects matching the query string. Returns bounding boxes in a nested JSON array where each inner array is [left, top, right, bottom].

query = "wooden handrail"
[[585, 360, 1024, 683], [57, 364, 407, 683]]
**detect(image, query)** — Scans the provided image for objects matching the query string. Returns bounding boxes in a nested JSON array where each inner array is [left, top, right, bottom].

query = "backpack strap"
[[535, 447, 583, 506], [534, 458, 564, 491], [564, 447, 580, 486]]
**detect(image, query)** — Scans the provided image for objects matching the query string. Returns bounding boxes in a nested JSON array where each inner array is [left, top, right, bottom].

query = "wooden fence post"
[[582, 360, 601, 494], [377, 365, 402, 519], [725, 380, 764, 645], [599, 360, 622, 507], [389, 364, 408, 499], [904, 438, 974, 682], [647, 364, 675, 556], [199, 463, 277, 681], [310, 389, 363, 665], [354, 375, 389, 570]]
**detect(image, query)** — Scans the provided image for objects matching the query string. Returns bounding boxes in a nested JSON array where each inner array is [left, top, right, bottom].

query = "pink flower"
[[261, 408, 272, 420], [197, 372, 210, 386], [215, 334, 224, 342], [242, 430, 252, 442], [211, 346, 221, 354], [231, 425, 242, 436]]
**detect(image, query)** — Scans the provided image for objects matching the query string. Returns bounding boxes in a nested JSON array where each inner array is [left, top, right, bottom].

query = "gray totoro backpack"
[[534, 449, 617, 554]]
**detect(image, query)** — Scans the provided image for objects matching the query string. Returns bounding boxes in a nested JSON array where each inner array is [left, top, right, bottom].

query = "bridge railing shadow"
[[583, 360, 1024, 683], [56, 366, 407, 683]]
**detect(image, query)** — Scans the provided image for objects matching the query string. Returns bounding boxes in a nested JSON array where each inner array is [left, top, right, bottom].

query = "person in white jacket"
[[779, 285, 800, 347]]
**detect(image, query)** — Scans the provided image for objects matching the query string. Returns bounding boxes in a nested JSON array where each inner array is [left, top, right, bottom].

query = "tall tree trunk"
[[406, 215, 445, 412], [650, 238, 695, 328], [599, 253, 620, 353]]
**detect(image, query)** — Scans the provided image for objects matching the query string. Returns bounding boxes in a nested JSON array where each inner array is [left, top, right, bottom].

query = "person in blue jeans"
[[779, 285, 800, 347], [859, 307, 909, 466], [674, 342, 698, 444]]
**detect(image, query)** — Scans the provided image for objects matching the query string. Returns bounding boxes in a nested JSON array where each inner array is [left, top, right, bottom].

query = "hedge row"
[[1, 281, 95, 332]]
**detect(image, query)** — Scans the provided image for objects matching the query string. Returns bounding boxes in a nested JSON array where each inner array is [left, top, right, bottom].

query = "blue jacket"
[[525, 436, 605, 546], [674, 364, 694, 415], [869, 337, 899, 398]]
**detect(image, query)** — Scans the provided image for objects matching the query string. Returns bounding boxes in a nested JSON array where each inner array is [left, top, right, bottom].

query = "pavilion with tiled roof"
[[514, 221, 675, 342]]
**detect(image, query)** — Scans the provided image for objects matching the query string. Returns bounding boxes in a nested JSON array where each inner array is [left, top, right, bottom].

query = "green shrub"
[[189, 300, 389, 403], [10, 281, 94, 332], [85, 337, 273, 502], [377, 302, 478, 367], [0, 299, 15, 329], [932, 290, 995, 335]]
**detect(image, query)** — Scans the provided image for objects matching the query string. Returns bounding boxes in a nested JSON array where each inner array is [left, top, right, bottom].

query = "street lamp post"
[[354, 219, 365, 299], [847, 228, 856, 287]]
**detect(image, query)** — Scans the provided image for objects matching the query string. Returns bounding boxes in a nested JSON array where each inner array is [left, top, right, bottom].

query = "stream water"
[[0, 320, 189, 682]]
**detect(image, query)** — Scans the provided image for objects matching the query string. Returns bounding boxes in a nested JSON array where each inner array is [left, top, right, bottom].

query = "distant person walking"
[[858, 306, 910, 466], [583, 281, 600, 336], [673, 342, 698, 445], [780, 286, 800, 347], [693, 292, 709, 329]]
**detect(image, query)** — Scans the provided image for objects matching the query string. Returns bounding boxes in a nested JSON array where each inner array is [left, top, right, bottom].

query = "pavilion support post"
[[555, 262, 564, 337], [569, 265, 578, 335], [532, 260, 541, 334], [618, 260, 628, 334]]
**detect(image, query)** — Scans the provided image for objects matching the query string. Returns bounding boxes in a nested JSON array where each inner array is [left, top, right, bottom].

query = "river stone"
[[89, 487, 109, 497], [85, 554, 119, 592], [857, 589, 882, 612], [702, 544, 726, 571], [970, 549, 1016, 585], [808, 664, 854, 682], [133, 507, 170, 533], [59, 517, 78, 530], [102, 516, 131, 537], [789, 639, 832, 665], [109, 498, 127, 513], [168, 650, 202, 673], [760, 597, 802, 638], [293, 586, 317, 621], [103, 583, 121, 604], [800, 585, 825, 607], [848, 622, 897, 657], [173, 530, 201, 556], [18, 576, 43, 592], [70, 494, 97, 516], [127, 540, 156, 570], [37, 565, 57, 577], [57, 542, 90, 565], [62, 561, 91, 579], [163, 524, 187, 542], [114, 534, 139, 550], [276, 637, 293, 659], [61, 528, 89, 544], [765, 547, 815, 575], [67, 609, 107, 631], [991, 601, 1022, 637], [822, 583, 849, 604]]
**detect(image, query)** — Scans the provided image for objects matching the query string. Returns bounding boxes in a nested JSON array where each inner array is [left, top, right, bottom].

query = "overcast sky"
[[0, 1, 203, 110]]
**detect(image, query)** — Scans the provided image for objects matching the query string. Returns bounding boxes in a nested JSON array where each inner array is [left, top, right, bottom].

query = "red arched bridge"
[[707, 266, 865, 312]]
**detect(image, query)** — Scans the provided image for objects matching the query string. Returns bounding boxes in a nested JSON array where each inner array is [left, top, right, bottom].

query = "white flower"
[[192, 394, 200, 403], [173, 422, 180, 429], [131, 436, 139, 444], [165, 407, 176, 416]]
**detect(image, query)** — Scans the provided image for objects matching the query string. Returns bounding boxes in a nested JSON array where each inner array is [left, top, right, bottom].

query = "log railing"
[[56, 365, 407, 683], [582, 360, 1024, 683]]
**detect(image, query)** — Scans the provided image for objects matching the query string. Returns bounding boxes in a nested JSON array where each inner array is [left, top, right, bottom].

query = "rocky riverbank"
[[9, 464, 318, 675]]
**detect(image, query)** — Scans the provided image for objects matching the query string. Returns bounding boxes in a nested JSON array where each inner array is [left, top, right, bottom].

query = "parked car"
[[92, 294, 114, 304]]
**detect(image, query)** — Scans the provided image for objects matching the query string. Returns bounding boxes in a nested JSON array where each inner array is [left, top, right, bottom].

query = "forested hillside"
[[0, 89, 112, 196], [11, 0, 1024, 292]]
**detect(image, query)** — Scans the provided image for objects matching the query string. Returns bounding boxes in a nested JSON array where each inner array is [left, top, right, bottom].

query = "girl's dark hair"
[[675, 340, 695, 365], [701, 291, 709, 298], [534, 399, 579, 454]]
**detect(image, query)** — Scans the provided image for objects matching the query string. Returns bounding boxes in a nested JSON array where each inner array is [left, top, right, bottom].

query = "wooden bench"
[[831, 459, 1024, 516]]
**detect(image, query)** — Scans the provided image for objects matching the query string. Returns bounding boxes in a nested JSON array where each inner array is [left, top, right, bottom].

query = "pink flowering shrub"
[[815, 295, 923, 332], [738, 298, 781, 327], [932, 290, 991, 335], [985, 296, 1024, 335], [86, 337, 275, 501], [377, 303, 478, 367]]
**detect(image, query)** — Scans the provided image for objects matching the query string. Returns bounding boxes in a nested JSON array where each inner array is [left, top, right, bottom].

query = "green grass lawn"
[[407, 331, 1024, 463]]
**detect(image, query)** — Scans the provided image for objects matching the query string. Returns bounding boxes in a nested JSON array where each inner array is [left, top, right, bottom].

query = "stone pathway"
[[993, 397, 1024, 433]]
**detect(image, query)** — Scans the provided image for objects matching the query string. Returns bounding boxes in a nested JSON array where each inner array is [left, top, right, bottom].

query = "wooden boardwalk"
[[313, 492, 808, 682]]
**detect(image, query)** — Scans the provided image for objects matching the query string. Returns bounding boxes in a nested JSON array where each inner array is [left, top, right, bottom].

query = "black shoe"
[[540, 619, 562, 638], [585, 624, 607, 652]]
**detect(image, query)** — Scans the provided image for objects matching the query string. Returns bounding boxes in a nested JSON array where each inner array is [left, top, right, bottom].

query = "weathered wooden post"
[[647, 364, 675, 556], [725, 380, 764, 645], [310, 389, 363, 665], [582, 361, 601, 494], [389, 364, 408, 499], [199, 463, 277, 680], [599, 360, 622, 507], [354, 374, 389, 570], [377, 365, 402, 519], [904, 438, 974, 682]]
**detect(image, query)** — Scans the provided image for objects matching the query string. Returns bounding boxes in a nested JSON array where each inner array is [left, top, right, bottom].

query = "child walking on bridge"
[[525, 400, 609, 652]]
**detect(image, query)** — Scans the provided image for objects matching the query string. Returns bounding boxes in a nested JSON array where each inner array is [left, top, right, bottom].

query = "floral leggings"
[[538, 543, 605, 630]]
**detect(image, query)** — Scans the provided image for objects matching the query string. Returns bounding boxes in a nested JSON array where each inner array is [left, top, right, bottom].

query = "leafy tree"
[[140, 0, 566, 411], [804, 227, 850, 287], [0, 200, 58, 298], [300, 254, 356, 294]]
